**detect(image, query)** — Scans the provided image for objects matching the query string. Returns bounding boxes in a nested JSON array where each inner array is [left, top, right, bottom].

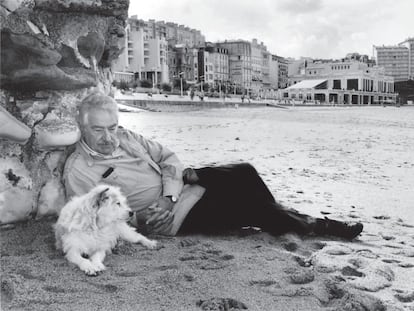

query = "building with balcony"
[[168, 45, 199, 83], [112, 16, 169, 85], [197, 44, 230, 89], [217, 40, 252, 94], [374, 38, 414, 82]]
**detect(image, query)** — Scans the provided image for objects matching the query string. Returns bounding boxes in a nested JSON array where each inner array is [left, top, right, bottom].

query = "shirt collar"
[[79, 139, 123, 160]]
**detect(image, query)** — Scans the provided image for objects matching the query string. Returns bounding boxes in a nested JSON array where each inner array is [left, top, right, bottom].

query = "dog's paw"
[[79, 261, 100, 276], [144, 240, 158, 249], [94, 262, 106, 272]]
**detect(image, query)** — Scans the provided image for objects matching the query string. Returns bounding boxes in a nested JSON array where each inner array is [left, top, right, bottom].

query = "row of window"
[[331, 65, 351, 70]]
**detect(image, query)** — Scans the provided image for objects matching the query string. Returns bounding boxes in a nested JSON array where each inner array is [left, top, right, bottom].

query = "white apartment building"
[[112, 17, 169, 85]]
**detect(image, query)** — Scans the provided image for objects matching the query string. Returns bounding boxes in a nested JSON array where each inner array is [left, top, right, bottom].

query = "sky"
[[128, 0, 414, 60]]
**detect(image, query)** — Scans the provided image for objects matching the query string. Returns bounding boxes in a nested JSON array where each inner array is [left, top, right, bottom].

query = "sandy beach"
[[1, 106, 414, 311]]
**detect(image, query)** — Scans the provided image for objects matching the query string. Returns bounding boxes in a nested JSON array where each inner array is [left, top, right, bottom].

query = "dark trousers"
[[179, 163, 317, 236]]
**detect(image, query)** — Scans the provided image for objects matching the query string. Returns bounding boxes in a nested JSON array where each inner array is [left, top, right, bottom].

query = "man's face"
[[81, 108, 119, 155]]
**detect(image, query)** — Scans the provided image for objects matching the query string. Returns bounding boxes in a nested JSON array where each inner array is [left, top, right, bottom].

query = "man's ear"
[[95, 187, 109, 208]]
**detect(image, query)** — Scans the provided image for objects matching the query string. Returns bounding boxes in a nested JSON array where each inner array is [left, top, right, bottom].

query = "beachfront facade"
[[217, 40, 252, 94], [269, 55, 289, 90], [112, 17, 169, 85], [197, 48, 215, 86], [374, 38, 414, 82], [200, 44, 230, 88], [284, 60, 396, 104], [168, 45, 199, 83]]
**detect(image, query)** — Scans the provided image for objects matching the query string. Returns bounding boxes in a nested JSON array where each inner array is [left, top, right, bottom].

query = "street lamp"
[[199, 75, 204, 92], [151, 67, 157, 93], [179, 71, 184, 97]]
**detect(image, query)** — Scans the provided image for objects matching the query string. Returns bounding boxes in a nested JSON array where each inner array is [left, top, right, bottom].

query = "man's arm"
[[123, 130, 184, 198]]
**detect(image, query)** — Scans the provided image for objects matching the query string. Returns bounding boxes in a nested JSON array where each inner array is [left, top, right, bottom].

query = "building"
[[168, 45, 199, 83], [197, 44, 230, 89], [112, 17, 206, 86], [374, 38, 414, 82], [269, 55, 288, 89], [283, 60, 396, 104], [112, 16, 169, 85], [250, 39, 267, 94], [162, 22, 205, 48], [197, 48, 215, 87], [217, 40, 252, 94]]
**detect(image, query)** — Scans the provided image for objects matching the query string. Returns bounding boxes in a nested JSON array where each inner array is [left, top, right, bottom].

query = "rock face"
[[0, 0, 129, 224]]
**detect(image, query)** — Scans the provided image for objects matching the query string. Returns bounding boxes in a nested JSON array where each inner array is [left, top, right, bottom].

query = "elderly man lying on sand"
[[64, 92, 363, 240]]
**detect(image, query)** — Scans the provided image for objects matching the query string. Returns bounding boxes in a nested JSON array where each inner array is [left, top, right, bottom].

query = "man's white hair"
[[78, 92, 118, 126]]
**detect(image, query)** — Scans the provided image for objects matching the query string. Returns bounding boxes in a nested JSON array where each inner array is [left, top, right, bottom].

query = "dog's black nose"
[[129, 211, 134, 218]]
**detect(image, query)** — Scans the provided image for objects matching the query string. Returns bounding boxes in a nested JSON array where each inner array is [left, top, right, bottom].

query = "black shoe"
[[315, 217, 363, 240]]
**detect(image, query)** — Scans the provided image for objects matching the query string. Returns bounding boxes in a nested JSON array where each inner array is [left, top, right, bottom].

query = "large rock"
[[0, 0, 129, 224]]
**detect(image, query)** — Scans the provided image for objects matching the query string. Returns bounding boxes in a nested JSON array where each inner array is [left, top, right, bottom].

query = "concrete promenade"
[[114, 91, 403, 112]]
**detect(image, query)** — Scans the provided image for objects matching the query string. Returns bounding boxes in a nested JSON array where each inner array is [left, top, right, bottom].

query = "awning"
[[286, 79, 328, 90]]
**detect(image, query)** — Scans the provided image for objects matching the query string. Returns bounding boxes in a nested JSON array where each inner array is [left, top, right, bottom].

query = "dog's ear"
[[96, 187, 110, 208]]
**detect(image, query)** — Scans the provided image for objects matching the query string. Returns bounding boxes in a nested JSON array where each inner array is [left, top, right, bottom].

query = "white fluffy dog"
[[55, 185, 157, 276]]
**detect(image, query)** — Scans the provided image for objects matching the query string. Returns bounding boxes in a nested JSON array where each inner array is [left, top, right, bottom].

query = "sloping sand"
[[2, 106, 414, 310]]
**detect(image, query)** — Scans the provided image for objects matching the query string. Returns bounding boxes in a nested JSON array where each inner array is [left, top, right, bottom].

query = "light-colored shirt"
[[75, 143, 163, 213], [64, 131, 183, 214]]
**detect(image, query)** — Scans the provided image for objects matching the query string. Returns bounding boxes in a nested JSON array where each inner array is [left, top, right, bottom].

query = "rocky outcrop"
[[0, 0, 129, 224]]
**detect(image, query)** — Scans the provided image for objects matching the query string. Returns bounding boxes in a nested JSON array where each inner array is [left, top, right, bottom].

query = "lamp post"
[[200, 75, 204, 92], [179, 71, 184, 97], [151, 67, 156, 93], [218, 80, 222, 98]]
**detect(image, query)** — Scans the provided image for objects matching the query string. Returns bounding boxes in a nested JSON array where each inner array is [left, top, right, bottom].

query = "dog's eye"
[[116, 202, 121, 206]]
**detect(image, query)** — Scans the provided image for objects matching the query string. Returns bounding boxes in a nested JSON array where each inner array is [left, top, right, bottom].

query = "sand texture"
[[2, 106, 414, 310]]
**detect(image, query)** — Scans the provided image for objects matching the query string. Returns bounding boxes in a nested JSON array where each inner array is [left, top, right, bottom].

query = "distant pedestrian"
[[190, 89, 195, 101]]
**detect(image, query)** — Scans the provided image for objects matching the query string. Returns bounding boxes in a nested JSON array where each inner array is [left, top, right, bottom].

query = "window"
[[347, 79, 358, 90]]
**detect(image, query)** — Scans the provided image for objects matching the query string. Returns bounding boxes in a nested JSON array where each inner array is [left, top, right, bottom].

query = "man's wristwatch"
[[166, 195, 178, 203]]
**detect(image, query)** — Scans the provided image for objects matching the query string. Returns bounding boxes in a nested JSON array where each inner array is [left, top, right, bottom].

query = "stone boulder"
[[0, 0, 129, 224]]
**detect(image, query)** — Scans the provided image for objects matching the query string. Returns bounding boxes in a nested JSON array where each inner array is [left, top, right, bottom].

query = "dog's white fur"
[[55, 185, 157, 275]]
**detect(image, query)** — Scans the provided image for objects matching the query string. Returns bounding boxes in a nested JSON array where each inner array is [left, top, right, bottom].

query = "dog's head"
[[89, 185, 133, 228]]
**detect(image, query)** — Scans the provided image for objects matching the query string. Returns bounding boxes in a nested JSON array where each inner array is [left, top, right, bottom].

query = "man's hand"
[[145, 197, 175, 232], [183, 168, 199, 184]]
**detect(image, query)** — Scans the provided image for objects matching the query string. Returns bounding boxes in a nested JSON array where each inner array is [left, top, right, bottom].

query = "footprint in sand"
[[288, 269, 315, 284], [294, 256, 311, 267], [249, 280, 278, 287], [394, 290, 414, 303], [398, 262, 414, 268], [1, 279, 14, 304], [179, 239, 199, 248], [43, 286, 67, 293], [180, 246, 235, 270], [341, 266, 364, 277], [282, 241, 298, 252], [350, 264, 395, 292], [196, 297, 247, 310], [322, 279, 387, 310]]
